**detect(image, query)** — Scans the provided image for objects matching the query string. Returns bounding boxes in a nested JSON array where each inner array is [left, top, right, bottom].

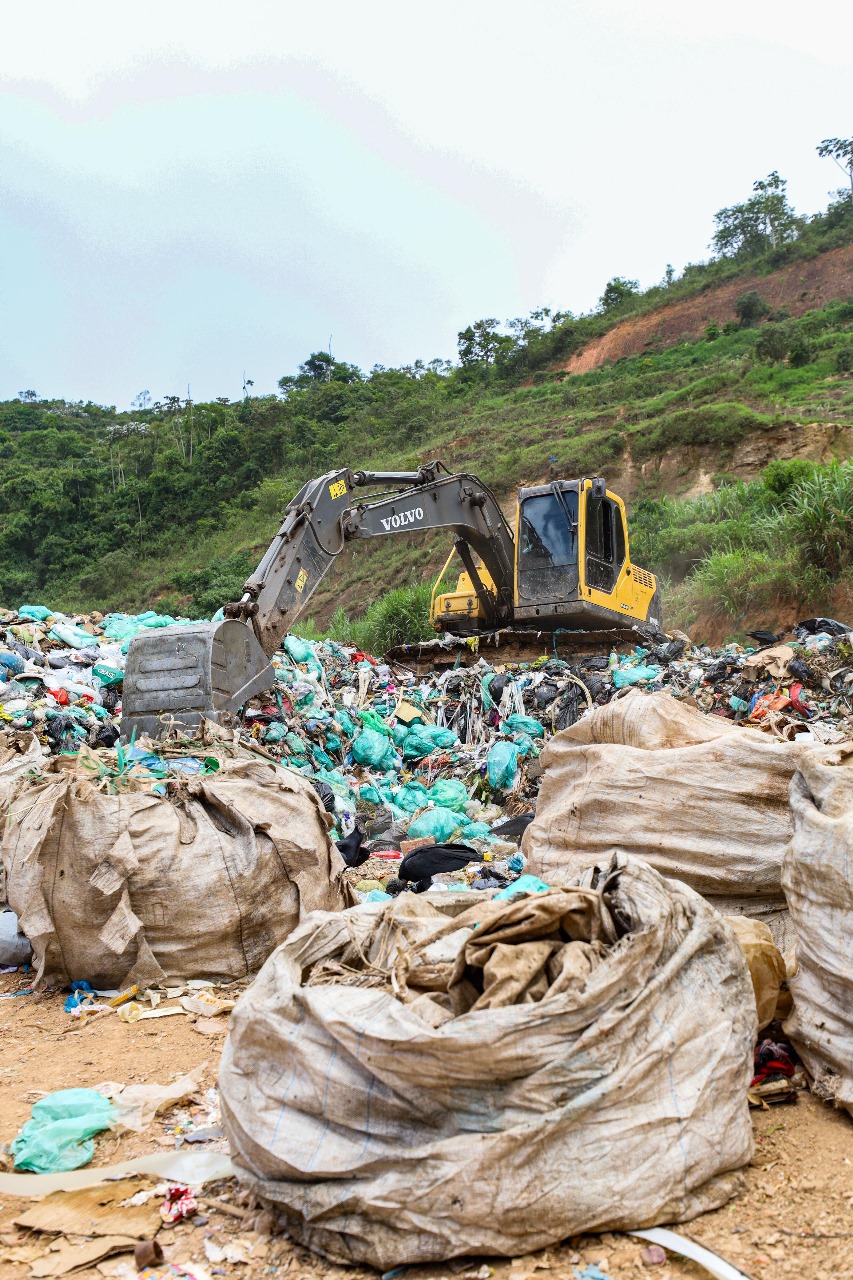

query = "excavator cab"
[[431, 477, 660, 635]]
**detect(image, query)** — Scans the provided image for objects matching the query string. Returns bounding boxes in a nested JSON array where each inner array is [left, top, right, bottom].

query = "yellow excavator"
[[122, 462, 660, 737]]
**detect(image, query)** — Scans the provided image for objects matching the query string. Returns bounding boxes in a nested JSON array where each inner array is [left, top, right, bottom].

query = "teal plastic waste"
[[18, 605, 53, 622], [511, 732, 536, 757], [612, 664, 662, 688], [487, 740, 519, 790], [428, 778, 468, 812], [364, 889, 392, 903], [92, 663, 123, 688], [407, 806, 465, 842], [459, 821, 491, 839], [11, 1089, 117, 1173], [394, 781, 430, 813], [310, 744, 335, 769], [401, 724, 458, 760], [359, 784, 382, 804], [284, 635, 324, 677], [494, 873, 550, 901], [325, 732, 342, 752], [336, 709, 356, 737], [502, 713, 544, 738], [264, 722, 288, 743], [352, 728, 398, 771], [48, 623, 96, 651]]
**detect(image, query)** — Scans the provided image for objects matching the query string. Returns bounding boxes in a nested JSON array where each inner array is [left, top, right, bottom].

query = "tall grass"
[[294, 582, 435, 654]]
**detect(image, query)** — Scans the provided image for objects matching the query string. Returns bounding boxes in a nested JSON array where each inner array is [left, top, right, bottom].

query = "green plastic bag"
[[264, 722, 287, 744], [502, 714, 545, 738], [358, 708, 391, 737], [18, 604, 53, 622], [92, 663, 124, 688], [429, 778, 468, 812], [11, 1089, 117, 1173], [407, 806, 465, 843], [612, 664, 662, 688], [391, 724, 409, 748], [310, 744, 334, 769], [352, 728, 398, 772], [487, 740, 519, 790], [394, 781, 430, 814], [48, 623, 96, 651], [359, 784, 382, 804], [335, 709, 356, 737], [402, 724, 458, 760], [284, 635, 325, 678]]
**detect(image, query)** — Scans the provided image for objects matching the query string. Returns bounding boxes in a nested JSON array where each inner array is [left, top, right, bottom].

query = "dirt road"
[[2, 974, 851, 1280]]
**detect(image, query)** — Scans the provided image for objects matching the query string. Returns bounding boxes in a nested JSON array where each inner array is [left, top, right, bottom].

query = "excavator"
[[121, 462, 661, 738]]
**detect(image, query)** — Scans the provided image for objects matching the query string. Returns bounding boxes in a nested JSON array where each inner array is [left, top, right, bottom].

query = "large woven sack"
[[783, 746, 853, 1114], [524, 691, 807, 915], [3, 755, 352, 988], [218, 855, 756, 1267]]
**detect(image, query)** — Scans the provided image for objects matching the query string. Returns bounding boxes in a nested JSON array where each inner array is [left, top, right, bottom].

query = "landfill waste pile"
[[1, 605, 852, 910], [218, 854, 756, 1268]]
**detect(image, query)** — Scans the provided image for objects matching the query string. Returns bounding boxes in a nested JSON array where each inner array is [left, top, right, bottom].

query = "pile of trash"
[[1, 607, 851, 891]]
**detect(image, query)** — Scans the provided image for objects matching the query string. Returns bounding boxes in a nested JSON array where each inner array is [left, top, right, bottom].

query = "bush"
[[787, 334, 813, 368], [735, 291, 770, 327], [172, 552, 254, 617], [777, 464, 853, 577], [754, 323, 790, 363], [835, 346, 853, 373], [704, 321, 720, 341]]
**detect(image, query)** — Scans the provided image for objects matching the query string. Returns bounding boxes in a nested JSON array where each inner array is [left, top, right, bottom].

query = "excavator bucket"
[[120, 619, 275, 740]]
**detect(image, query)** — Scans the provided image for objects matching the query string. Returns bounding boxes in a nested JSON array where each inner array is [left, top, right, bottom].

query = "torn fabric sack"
[[783, 745, 853, 1115], [3, 756, 352, 988], [218, 855, 756, 1268], [523, 692, 813, 928]]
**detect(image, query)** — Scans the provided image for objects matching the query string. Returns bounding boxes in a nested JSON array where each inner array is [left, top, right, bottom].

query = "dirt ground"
[[1, 972, 852, 1280]]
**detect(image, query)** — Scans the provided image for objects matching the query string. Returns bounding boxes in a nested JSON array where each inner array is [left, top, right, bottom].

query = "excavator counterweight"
[[120, 462, 660, 739]]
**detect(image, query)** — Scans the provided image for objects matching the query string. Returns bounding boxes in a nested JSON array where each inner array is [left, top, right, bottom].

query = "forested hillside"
[[4, 165, 853, 640]]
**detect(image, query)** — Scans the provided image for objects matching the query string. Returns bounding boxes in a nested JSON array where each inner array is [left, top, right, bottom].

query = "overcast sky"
[[0, 1, 850, 408]]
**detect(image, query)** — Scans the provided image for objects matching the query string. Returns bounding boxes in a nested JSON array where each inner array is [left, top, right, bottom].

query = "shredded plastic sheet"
[[0, 1149, 235, 1197]]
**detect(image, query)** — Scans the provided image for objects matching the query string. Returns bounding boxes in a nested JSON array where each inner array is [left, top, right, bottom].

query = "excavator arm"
[[232, 462, 515, 655], [121, 461, 515, 737]]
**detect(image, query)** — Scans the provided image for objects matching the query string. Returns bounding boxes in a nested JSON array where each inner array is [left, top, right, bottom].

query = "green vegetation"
[[633, 458, 853, 626], [293, 583, 434, 654], [2, 160, 853, 641]]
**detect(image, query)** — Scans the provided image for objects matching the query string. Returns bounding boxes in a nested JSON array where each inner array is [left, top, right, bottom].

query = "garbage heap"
[[0, 606, 852, 892]]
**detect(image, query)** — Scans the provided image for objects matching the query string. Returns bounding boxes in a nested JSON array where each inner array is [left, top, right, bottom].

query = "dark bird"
[[489, 811, 535, 843], [747, 629, 788, 647], [335, 827, 370, 869], [395, 842, 483, 893]]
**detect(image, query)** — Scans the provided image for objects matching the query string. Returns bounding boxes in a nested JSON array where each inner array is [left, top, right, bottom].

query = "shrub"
[[777, 463, 853, 577], [704, 321, 720, 341], [755, 323, 790, 363], [787, 334, 813, 367], [835, 346, 853, 373], [735, 291, 770, 327]]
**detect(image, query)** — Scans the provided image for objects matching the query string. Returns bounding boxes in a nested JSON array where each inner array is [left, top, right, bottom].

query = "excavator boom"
[[121, 461, 660, 738], [121, 463, 517, 737]]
